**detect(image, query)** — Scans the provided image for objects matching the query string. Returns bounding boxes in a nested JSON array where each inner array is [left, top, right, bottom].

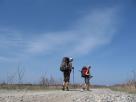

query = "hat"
[[87, 65, 91, 68], [69, 58, 73, 62]]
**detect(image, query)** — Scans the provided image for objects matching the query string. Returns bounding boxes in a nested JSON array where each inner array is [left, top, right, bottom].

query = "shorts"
[[63, 70, 71, 82], [84, 77, 90, 84]]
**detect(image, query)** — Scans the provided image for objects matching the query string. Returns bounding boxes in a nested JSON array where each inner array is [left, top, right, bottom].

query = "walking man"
[[60, 57, 73, 91], [81, 65, 92, 91]]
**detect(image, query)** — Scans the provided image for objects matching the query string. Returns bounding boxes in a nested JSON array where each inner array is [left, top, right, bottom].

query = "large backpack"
[[60, 57, 70, 72], [62, 57, 69, 63], [81, 66, 89, 77]]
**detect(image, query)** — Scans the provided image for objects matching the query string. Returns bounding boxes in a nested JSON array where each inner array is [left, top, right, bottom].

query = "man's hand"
[[89, 76, 93, 79]]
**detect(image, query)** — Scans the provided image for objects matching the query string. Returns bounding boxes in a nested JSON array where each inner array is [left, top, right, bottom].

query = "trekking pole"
[[72, 67, 74, 85]]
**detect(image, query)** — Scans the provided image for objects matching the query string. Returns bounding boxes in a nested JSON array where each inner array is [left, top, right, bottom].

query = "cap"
[[69, 58, 73, 62], [87, 65, 91, 68]]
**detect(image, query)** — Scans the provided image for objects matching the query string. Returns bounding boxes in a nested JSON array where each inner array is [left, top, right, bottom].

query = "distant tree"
[[132, 70, 136, 81], [17, 65, 25, 84], [132, 70, 136, 88], [39, 73, 49, 87], [6, 72, 16, 84], [58, 77, 63, 84], [49, 75, 55, 85]]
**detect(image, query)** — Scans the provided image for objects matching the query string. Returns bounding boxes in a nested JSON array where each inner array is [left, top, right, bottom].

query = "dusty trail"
[[0, 89, 136, 102]]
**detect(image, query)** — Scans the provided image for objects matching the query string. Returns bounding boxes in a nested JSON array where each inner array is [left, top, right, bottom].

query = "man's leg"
[[66, 82, 69, 91], [62, 82, 66, 90], [84, 77, 89, 90], [66, 72, 70, 91], [87, 84, 90, 90], [87, 78, 90, 90], [63, 72, 67, 90]]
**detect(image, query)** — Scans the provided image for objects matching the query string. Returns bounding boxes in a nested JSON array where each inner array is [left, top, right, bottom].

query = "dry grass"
[[110, 80, 136, 94], [0, 84, 62, 91]]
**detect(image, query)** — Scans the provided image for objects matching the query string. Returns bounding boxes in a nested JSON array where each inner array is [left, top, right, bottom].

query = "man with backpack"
[[81, 65, 92, 91], [60, 57, 73, 91]]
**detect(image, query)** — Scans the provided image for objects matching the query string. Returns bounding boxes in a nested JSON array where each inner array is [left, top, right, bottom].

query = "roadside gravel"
[[0, 89, 135, 102]]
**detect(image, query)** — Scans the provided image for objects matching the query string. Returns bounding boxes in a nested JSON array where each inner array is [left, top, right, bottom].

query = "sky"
[[0, 0, 136, 85]]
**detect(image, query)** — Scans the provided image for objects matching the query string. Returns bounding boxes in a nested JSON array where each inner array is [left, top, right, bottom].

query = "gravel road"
[[0, 89, 136, 102]]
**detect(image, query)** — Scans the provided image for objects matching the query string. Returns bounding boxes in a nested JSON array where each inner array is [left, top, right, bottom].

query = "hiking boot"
[[62, 86, 65, 91], [87, 87, 90, 91], [66, 87, 69, 91]]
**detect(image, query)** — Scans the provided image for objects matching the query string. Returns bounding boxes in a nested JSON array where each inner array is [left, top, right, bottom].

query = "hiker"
[[81, 65, 92, 90], [60, 57, 73, 91]]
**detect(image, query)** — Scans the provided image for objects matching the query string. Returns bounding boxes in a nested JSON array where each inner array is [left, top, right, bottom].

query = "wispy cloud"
[[26, 7, 118, 57], [0, 7, 118, 62], [0, 56, 9, 62]]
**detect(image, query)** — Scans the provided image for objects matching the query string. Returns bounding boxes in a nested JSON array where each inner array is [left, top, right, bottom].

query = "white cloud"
[[26, 7, 117, 57], [0, 7, 118, 61], [0, 56, 9, 62], [0, 56, 17, 62]]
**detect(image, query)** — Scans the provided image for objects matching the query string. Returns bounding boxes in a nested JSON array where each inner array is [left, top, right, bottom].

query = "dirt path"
[[0, 89, 136, 102]]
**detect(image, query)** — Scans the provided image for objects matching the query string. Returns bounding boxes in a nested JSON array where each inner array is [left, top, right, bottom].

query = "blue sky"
[[0, 0, 136, 85]]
